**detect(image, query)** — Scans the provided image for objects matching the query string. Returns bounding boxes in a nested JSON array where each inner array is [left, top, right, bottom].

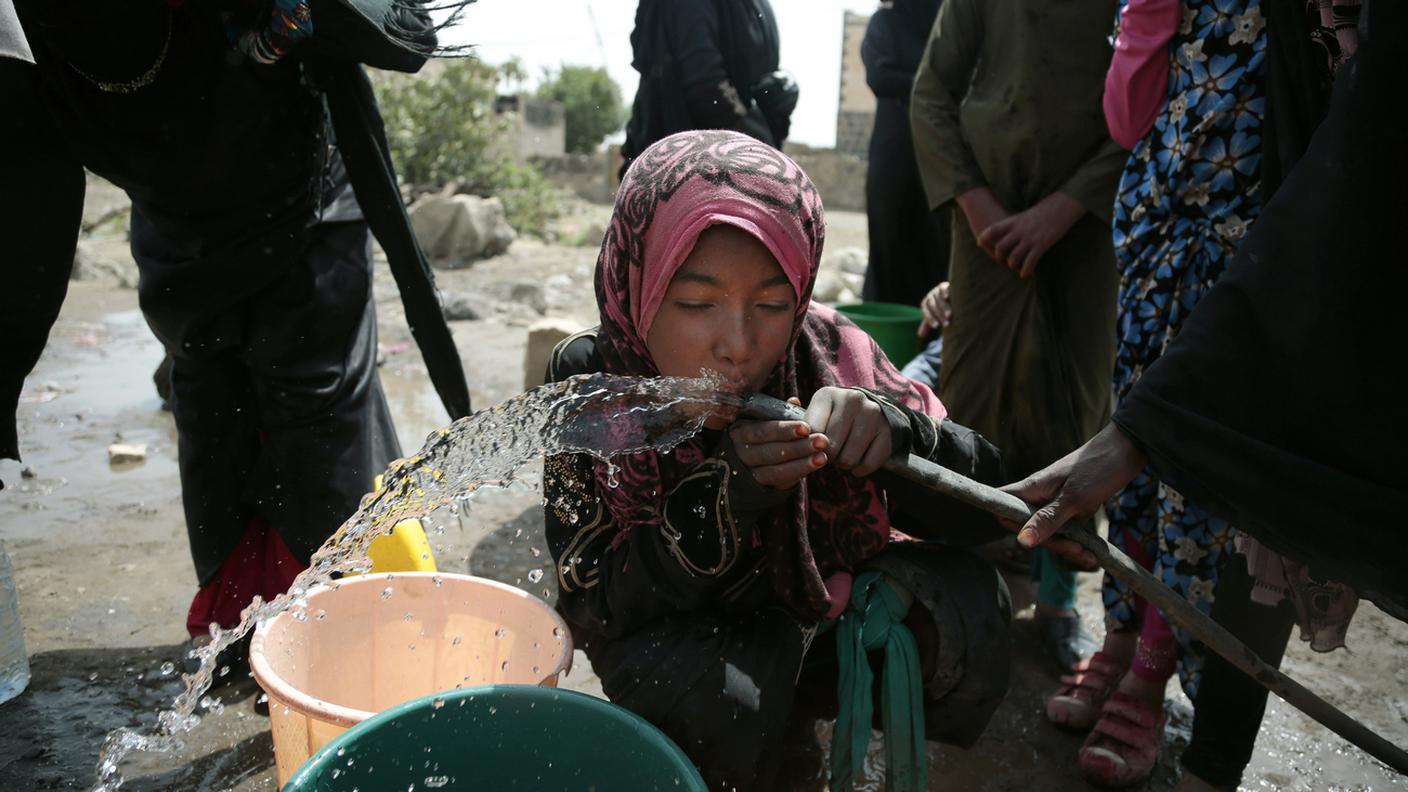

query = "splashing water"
[[91, 373, 741, 790]]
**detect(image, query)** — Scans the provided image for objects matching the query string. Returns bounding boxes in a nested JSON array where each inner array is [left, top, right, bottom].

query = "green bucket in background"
[[835, 302, 924, 366], [283, 685, 707, 792]]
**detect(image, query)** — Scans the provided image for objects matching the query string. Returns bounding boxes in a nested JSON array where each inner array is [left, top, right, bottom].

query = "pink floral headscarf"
[[594, 130, 945, 619]]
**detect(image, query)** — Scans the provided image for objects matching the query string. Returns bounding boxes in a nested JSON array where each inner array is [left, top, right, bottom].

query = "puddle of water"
[[3, 309, 174, 544]]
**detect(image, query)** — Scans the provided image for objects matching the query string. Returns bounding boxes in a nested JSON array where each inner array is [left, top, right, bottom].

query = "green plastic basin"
[[282, 684, 706, 791], [835, 302, 923, 365]]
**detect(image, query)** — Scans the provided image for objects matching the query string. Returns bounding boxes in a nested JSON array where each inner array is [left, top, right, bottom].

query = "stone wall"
[[783, 143, 867, 212], [533, 144, 865, 214], [531, 147, 618, 205], [836, 11, 875, 159], [835, 111, 874, 161]]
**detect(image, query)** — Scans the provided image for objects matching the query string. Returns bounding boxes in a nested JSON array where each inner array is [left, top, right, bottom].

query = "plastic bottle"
[[0, 540, 30, 705]]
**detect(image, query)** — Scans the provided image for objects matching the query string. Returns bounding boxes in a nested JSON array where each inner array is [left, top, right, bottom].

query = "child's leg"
[[1099, 468, 1162, 662], [1156, 490, 1237, 699], [1035, 547, 1078, 612]]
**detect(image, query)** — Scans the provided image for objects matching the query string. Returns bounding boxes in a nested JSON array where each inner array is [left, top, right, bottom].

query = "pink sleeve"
[[1103, 0, 1182, 150]]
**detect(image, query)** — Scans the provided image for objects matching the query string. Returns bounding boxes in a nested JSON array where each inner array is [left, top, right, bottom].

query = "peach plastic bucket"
[[249, 572, 573, 786]]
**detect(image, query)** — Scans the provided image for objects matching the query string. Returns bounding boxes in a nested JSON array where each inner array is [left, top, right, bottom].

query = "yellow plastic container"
[[363, 475, 436, 574], [249, 572, 573, 787]]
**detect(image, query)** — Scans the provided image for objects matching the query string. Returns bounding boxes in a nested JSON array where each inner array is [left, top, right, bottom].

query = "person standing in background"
[[1, 0, 469, 683], [619, 0, 798, 178], [910, 0, 1127, 676], [860, 0, 950, 306]]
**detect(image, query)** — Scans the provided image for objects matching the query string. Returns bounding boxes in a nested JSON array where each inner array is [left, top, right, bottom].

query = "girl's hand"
[[729, 412, 829, 490], [918, 281, 952, 336], [803, 387, 892, 477]]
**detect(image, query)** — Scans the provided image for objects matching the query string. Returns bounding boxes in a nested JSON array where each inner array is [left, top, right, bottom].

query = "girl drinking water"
[[543, 130, 1013, 791]]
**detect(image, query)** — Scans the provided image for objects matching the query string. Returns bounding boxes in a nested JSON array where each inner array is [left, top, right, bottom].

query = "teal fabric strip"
[[829, 570, 927, 791]]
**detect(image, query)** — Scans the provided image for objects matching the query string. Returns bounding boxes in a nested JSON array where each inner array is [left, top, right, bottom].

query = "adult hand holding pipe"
[[737, 391, 1408, 776]]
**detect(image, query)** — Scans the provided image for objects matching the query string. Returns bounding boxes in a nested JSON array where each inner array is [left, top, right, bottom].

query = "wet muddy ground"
[[1, 208, 1404, 791]]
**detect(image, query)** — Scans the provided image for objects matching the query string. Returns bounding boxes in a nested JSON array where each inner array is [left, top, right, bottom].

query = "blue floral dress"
[[1105, 0, 1267, 698]]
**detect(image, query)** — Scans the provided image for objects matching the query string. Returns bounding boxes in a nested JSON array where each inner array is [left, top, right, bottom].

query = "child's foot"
[[1045, 651, 1124, 730], [1077, 675, 1167, 788]]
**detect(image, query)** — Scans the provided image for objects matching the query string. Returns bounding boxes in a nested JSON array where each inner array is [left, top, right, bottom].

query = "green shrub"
[[536, 65, 625, 155], [373, 58, 560, 237]]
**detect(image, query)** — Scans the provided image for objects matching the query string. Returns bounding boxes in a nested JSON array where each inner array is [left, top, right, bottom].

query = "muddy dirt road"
[[1, 209, 1404, 791]]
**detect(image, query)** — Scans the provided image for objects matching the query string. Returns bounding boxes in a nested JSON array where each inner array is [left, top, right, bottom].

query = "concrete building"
[[495, 94, 567, 161], [835, 10, 875, 159]]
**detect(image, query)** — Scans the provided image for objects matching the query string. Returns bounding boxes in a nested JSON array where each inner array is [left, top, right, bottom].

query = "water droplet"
[[432, 697, 445, 710], [381, 587, 394, 600], [424, 776, 451, 789], [451, 635, 462, 646], [159, 661, 176, 676], [527, 568, 544, 584], [494, 627, 505, 638], [529, 546, 541, 558], [432, 575, 444, 587], [553, 626, 565, 640]]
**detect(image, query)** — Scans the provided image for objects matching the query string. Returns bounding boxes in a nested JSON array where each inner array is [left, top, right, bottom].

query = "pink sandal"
[[1077, 691, 1166, 788], [1045, 651, 1123, 730]]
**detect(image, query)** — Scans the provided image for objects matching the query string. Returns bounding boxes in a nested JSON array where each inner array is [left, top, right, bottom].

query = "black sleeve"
[[666, 0, 749, 131], [544, 333, 790, 640], [862, 12, 915, 101], [854, 388, 1009, 546], [303, 0, 435, 73], [0, 60, 85, 464]]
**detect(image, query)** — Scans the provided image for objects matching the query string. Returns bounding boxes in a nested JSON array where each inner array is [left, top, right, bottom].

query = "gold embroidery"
[[660, 458, 741, 578], [555, 501, 613, 592]]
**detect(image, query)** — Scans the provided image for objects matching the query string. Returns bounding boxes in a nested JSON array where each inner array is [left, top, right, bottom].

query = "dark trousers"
[[1181, 553, 1296, 788], [140, 219, 401, 583]]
